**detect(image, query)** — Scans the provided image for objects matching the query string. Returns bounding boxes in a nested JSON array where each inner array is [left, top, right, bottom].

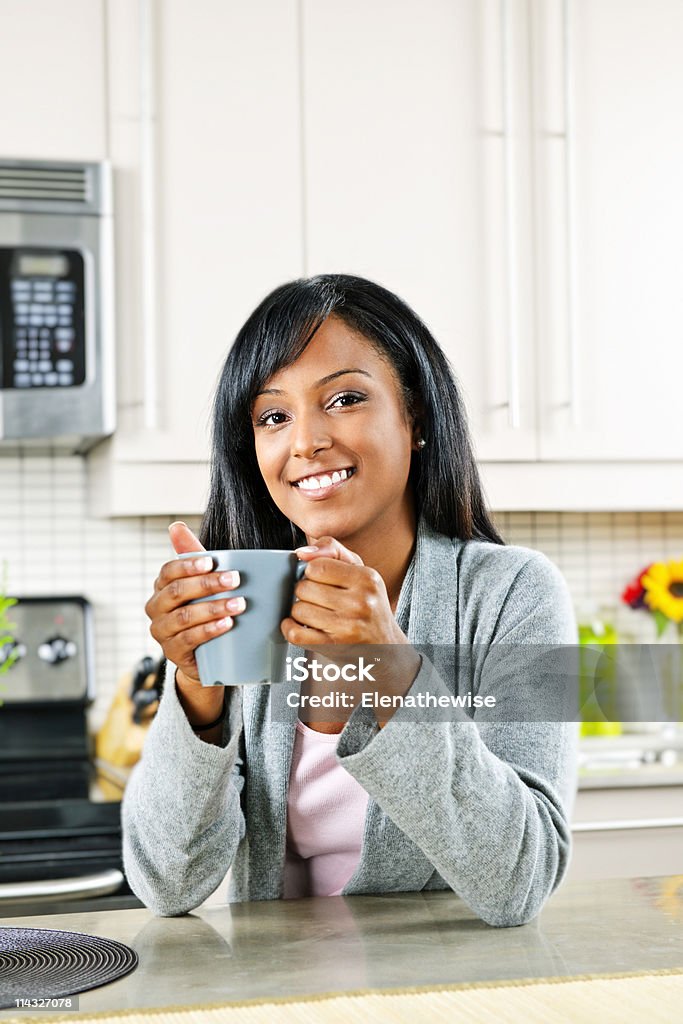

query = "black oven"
[[0, 597, 144, 918]]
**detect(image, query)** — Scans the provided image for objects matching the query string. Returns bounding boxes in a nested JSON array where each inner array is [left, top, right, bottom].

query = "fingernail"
[[296, 546, 319, 554], [226, 596, 246, 612], [193, 556, 213, 571], [219, 570, 240, 586]]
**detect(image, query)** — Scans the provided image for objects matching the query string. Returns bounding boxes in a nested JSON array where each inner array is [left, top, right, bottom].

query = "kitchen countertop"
[[92, 731, 683, 803], [578, 731, 683, 789], [578, 760, 683, 789], [2, 875, 682, 1016]]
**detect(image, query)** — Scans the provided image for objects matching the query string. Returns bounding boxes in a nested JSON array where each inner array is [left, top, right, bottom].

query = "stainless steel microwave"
[[0, 159, 115, 452]]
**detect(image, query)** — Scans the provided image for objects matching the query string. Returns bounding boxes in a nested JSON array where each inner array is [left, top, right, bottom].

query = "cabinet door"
[[0, 0, 106, 160], [568, 784, 683, 882], [109, 0, 303, 463], [533, 0, 683, 460], [302, 0, 537, 460]]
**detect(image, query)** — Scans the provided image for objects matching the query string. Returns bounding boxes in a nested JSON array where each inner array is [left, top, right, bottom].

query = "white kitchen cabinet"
[[303, 0, 683, 485], [302, 0, 538, 463], [89, 0, 304, 514], [568, 784, 683, 882], [87, 0, 683, 515], [532, 0, 683, 461], [0, 0, 107, 161]]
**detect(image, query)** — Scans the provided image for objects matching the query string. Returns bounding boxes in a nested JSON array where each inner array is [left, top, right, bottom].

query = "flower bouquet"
[[621, 559, 683, 639], [621, 558, 683, 724]]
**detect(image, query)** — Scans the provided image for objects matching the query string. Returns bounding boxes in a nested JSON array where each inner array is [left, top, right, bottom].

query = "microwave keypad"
[[11, 278, 78, 387]]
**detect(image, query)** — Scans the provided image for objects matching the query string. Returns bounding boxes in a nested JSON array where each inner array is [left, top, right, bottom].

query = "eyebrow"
[[254, 367, 373, 398]]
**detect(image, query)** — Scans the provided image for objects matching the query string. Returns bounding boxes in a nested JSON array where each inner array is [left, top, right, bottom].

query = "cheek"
[[372, 419, 413, 464], [253, 439, 274, 489], [254, 437, 286, 487], [252, 438, 266, 475]]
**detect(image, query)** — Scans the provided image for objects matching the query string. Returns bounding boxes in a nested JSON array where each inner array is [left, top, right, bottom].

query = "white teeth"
[[295, 468, 353, 490]]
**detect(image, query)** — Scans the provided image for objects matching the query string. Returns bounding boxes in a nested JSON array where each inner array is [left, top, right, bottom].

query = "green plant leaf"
[[0, 649, 19, 675], [653, 609, 672, 638]]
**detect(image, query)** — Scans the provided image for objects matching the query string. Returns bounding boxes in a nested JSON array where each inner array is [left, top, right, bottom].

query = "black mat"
[[0, 926, 138, 1008]]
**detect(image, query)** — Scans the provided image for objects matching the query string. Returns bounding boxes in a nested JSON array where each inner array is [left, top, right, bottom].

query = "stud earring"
[[416, 438, 426, 449]]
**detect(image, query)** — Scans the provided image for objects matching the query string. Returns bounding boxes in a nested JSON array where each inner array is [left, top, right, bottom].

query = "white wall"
[[0, 453, 681, 735]]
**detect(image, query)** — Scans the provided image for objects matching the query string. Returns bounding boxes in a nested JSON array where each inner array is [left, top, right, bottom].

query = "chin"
[[289, 507, 358, 542]]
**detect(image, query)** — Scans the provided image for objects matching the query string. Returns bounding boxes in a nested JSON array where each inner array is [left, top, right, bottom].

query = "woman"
[[122, 274, 578, 927]]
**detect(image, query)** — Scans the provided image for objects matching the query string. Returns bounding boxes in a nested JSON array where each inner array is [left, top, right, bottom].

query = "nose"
[[290, 410, 332, 459]]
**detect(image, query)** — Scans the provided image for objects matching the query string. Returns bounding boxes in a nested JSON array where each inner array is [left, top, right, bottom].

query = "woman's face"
[[251, 315, 419, 547]]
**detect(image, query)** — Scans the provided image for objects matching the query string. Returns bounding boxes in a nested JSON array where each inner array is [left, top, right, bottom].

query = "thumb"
[[295, 535, 364, 566], [168, 520, 205, 555]]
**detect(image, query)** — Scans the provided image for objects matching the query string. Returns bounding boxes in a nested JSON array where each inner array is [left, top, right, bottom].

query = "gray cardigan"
[[121, 515, 578, 927]]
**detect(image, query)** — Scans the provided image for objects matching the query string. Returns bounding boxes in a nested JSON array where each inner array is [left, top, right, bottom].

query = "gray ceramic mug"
[[178, 549, 306, 686]]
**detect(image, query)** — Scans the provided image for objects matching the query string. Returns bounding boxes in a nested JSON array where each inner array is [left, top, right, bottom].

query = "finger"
[[294, 576, 348, 611], [154, 595, 247, 644], [154, 552, 214, 594], [168, 520, 205, 555], [289, 599, 339, 635], [165, 615, 235, 673], [154, 537, 238, 594], [153, 567, 242, 613], [280, 616, 331, 647], [297, 557, 362, 588], [295, 536, 364, 566]]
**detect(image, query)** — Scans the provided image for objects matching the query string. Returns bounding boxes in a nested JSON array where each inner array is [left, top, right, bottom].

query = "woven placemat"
[[0, 926, 139, 1009], [2, 967, 682, 1024]]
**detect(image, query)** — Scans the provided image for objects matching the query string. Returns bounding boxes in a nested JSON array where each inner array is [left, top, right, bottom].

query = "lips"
[[291, 467, 356, 491]]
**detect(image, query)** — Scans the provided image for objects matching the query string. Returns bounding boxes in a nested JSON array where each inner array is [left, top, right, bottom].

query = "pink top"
[[283, 720, 369, 898]]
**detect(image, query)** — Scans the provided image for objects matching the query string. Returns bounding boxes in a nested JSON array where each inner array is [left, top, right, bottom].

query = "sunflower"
[[641, 559, 683, 624]]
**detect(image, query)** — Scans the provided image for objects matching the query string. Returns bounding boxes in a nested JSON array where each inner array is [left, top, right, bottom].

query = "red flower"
[[621, 564, 651, 610]]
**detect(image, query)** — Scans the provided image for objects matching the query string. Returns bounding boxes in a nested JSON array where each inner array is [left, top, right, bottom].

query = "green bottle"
[[577, 604, 622, 737]]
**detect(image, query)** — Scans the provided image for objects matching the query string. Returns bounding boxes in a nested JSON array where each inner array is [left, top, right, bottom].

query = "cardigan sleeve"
[[120, 660, 246, 916], [335, 550, 579, 928]]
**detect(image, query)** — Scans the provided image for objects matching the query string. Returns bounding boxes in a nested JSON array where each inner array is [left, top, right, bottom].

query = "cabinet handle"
[[500, 0, 521, 430], [139, 0, 159, 430], [573, 817, 683, 833], [562, 0, 581, 427]]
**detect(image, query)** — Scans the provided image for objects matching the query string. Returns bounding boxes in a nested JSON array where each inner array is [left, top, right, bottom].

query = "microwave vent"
[[0, 165, 89, 204], [0, 160, 110, 216]]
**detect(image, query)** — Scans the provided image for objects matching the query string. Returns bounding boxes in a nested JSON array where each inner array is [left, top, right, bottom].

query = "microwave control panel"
[[0, 247, 86, 389]]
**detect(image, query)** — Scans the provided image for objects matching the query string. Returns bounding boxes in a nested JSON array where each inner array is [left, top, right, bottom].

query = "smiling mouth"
[[291, 467, 356, 493]]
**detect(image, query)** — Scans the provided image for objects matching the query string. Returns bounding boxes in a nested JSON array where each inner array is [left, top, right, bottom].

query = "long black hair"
[[199, 274, 505, 550]]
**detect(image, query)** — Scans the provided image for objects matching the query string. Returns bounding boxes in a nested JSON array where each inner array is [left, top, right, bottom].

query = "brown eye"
[[256, 410, 288, 428], [328, 392, 367, 409]]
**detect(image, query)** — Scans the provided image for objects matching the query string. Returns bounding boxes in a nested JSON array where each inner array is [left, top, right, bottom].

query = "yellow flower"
[[641, 559, 683, 623]]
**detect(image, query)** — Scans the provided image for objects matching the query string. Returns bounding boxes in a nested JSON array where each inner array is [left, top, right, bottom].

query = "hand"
[[145, 521, 247, 685], [280, 536, 421, 725], [280, 535, 405, 648]]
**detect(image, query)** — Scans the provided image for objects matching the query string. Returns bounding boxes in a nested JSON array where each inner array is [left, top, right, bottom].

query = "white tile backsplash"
[[1, 455, 681, 736]]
